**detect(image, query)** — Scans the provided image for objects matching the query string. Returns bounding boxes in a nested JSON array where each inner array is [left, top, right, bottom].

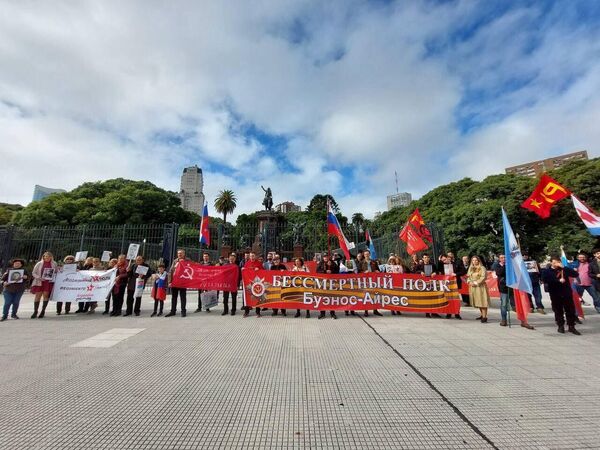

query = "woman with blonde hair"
[[467, 255, 490, 323], [31, 251, 57, 319]]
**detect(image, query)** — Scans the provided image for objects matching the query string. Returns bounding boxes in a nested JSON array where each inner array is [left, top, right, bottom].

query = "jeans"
[[529, 283, 544, 309], [3, 290, 23, 318], [575, 285, 600, 309], [500, 292, 510, 321]]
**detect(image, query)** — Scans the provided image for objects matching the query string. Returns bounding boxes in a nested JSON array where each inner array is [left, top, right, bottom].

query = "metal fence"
[[0, 221, 444, 271]]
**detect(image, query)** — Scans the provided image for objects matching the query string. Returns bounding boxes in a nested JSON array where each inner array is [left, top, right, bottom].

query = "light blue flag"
[[502, 208, 533, 294]]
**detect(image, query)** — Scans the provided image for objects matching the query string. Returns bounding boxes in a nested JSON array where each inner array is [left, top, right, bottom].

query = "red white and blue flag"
[[199, 203, 210, 246], [327, 200, 354, 259], [571, 194, 600, 236]]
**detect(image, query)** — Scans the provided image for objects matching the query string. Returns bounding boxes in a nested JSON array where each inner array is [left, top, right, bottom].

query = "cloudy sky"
[[1, 0, 599, 218]]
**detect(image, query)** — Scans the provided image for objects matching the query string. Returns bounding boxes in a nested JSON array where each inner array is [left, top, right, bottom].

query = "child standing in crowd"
[[31, 251, 57, 319], [151, 264, 167, 317], [1, 259, 29, 321]]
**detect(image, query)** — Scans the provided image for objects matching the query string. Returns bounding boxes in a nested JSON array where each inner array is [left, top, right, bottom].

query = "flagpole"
[[327, 196, 331, 256], [507, 289, 512, 328]]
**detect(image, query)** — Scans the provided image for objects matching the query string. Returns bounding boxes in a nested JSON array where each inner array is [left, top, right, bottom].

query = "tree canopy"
[[14, 178, 199, 226], [371, 158, 600, 259]]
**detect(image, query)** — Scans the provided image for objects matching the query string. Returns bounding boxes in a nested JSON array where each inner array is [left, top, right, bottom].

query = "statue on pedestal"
[[261, 185, 273, 211]]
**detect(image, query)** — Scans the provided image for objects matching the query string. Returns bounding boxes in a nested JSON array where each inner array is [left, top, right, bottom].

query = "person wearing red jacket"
[[243, 252, 263, 318]]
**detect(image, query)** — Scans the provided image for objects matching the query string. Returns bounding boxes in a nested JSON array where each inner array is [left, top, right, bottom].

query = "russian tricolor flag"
[[326, 200, 354, 259], [199, 203, 210, 246], [571, 195, 600, 236]]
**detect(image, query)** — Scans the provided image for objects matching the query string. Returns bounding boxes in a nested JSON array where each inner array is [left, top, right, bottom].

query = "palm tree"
[[352, 213, 365, 230], [214, 190, 237, 224]]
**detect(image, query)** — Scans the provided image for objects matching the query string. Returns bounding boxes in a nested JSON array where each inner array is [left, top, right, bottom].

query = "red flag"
[[399, 222, 428, 255], [514, 289, 530, 323], [521, 174, 570, 218], [408, 208, 432, 242]]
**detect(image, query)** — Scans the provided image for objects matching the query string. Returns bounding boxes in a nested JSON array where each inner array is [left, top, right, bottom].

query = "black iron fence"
[[0, 221, 444, 270]]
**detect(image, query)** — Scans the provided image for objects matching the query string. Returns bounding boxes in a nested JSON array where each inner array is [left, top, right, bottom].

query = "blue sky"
[[1, 0, 599, 218]]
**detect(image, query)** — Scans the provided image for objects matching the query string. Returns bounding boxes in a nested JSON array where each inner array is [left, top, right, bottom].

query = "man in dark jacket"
[[125, 255, 152, 316], [494, 255, 511, 326], [542, 256, 580, 335], [316, 254, 338, 319], [222, 253, 241, 316], [590, 249, 600, 305], [270, 255, 287, 316]]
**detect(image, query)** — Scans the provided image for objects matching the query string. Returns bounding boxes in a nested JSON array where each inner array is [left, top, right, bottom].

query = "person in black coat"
[[125, 255, 152, 316], [541, 256, 581, 335], [316, 254, 338, 319], [222, 253, 241, 316]]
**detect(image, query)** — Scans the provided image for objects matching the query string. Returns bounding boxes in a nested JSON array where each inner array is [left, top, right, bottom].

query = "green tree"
[[14, 178, 198, 226], [306, 194, 340, 214], [214, 190, 237, 224]]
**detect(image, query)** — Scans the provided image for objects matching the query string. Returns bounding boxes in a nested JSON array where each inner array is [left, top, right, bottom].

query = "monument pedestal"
[[220, 245, 231, 258], [293, 244, 304, 259], [253, 210, 279, 257]]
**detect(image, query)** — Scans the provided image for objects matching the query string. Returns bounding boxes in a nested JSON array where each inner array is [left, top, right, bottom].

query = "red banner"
[[458, 271, 500, 298], [171, 261, 238, 291], [242, 270, 461, 313]]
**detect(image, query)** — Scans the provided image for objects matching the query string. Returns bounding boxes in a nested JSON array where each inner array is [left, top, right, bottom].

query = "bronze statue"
[[261, 185, 273, 211]]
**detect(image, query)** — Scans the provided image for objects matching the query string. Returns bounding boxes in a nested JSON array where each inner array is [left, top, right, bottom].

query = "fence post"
[[38, 226, 47, 259], [79, 225, 86, 251], [120, 224, 127, 253]]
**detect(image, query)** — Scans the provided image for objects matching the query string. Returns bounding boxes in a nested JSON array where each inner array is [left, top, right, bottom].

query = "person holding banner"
[[359, 250, 383, 317], [166, 249, 188, 317], [292, 257, 311, 318], [56, 255, 75, 315], [1, 258, 29, 321], [542, 256, 581, 335], [386, 256, 407, 316], [103, 258, 118, 315], [110, 255, 129, 316], [316, 254, 338, 319], [220, 253, 241, 316], [270, 255, 287, 316], [197, 252, 214, 313], [243, 252, 263, 317], [416, 255, 441, 318], [467, 256, 490, 323], [30, 252, 57, 319], [125, 255, 151, 316]]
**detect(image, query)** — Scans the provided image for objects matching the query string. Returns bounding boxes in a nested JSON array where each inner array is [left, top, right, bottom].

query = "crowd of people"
[[2, 247, 600, 336]]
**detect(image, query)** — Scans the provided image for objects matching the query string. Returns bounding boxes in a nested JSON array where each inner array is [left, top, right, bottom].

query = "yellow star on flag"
[[530, 198, 543, 208]]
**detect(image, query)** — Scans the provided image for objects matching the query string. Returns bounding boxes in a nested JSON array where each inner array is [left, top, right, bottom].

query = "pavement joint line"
[[359, 316, 500, 450]]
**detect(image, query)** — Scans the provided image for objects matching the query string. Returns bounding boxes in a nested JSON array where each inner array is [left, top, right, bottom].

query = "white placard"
[[8, 269, 25, 284], [424, 264, 433, 276], [135, 265, 149, 276], [101, 251, 112, 262], [444, 264, 454, 275], [51, 269, 117, 302], [126, 243, 140, 260], [62, 264, 78, 274], [75, 251, 88, 262], [201, 290, 218, 309]]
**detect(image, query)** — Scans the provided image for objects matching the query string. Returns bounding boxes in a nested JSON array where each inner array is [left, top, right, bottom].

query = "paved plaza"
[[1, 293, 600, 449]]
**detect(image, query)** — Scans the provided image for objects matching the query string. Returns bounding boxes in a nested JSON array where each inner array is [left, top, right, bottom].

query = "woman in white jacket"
[[31, 252, 58, 319]]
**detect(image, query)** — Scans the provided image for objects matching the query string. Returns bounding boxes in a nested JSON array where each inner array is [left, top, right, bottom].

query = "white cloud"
[[0, 0, 598, 220]]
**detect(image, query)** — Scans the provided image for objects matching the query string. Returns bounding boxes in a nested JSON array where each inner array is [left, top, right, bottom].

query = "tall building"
[[179, 165, 205, 214], [505, 150, 588, 177], [275, 201, 301, 213], [32, 185, 66, 202], [387, 192, 412, 210]]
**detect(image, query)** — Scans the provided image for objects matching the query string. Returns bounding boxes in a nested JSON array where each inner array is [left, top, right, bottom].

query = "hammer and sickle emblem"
[[181, 266, 194, 280]]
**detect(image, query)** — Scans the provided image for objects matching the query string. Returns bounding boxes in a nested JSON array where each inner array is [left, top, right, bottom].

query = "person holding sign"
[[110, 255, 129, 316], [1, 259, 29, 321], [103, 258, 118, 314], [30, 252, 57, 319], [56, 255, 76, 315], [196, 252, 214, 313], [125, 255, 151, 316]]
